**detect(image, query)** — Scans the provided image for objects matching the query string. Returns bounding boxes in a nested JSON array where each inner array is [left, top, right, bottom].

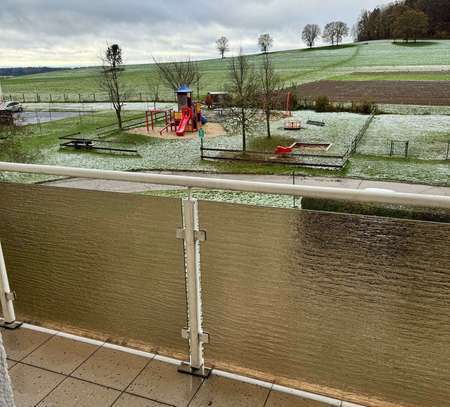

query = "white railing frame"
[[0, 241, 22, 329], [0, 162, 449, 209], [0, 161, 449, 375]]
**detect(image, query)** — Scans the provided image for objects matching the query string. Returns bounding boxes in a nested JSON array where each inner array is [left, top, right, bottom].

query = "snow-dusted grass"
[[358, 115, 450, 160], [258, 111, 368, 155], [1, 109, 448, 187], [348, 156, 449, 186], [377, 104, 450, 115], [344, 40, 450, 68], [143, 188, 297, 209]]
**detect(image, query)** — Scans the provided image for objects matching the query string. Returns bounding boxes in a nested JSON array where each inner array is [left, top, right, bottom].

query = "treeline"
[[0, 67, 66, 77], [356, 0, 450, 41]]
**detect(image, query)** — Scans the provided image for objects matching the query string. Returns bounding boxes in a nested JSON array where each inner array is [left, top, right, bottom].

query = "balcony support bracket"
[[177, 198, 210, 378], [0, 241, 22, 330]]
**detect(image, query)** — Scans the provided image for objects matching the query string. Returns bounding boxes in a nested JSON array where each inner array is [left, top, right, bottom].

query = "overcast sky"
[[0, 0, 391, 67]]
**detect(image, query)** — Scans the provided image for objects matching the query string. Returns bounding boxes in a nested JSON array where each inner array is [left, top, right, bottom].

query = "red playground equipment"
[[146, 84, 206, 137], [146, 109, 176, 134], [283, 91, 293, 118]]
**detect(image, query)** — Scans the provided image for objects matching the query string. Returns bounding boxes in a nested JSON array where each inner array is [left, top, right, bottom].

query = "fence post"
[[405, 141, 409, 158], [177, 194, 210, 378], [292, 171, 297, 208], [0, 242, 21, 329], [446, 141, 449, 160]]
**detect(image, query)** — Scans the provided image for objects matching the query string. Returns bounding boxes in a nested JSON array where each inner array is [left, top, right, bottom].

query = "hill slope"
[[2, 40, 449, 101]]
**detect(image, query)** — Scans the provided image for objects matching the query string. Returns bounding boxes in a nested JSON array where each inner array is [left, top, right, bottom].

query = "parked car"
[[2, 101, 23, 113]]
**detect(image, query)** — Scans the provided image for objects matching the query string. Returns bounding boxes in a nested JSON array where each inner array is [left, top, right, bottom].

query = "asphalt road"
[[44, 171, 450, 196], [15, 110, 88, 125]]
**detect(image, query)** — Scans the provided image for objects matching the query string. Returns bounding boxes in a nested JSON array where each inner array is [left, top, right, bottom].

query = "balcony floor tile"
[[3, 326, 346, 407], [114, 393, 170, 407], [36, 377, 120, 407], [127, 359, 203, 407], [266, 391, 333, 406], [189, 375, 270, 407], [9, 363, 65, 407], [22, 335, 99, 375], [1, 327, 53, 361], [72, 346, 150, 390]]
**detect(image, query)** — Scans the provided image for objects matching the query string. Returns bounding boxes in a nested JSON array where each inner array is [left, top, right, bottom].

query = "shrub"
[[315, 96, 333, 112], [351, 101, 377, 114], [290, 93, 299, 111]]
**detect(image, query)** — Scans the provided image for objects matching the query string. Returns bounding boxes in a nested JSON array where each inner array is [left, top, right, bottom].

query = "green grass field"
[[0, 109, 447, 186], [2, 40, 450, 102]]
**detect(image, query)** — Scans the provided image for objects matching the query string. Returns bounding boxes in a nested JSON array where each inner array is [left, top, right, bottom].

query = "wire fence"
[[2, 91, 177, 104]]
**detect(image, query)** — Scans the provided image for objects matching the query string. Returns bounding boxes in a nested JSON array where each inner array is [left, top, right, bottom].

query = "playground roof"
[[177, 84, 192, 94]]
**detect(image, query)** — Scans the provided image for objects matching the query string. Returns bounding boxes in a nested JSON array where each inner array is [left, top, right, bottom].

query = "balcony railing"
[[0, 162, 449, 407]]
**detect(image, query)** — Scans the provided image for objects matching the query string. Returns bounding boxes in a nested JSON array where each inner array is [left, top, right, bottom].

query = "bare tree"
[[146, 75, 161, 109], [227, 50, 259, 152], [334, 22, 350, 45], [259, 52, 282, 139], [258, 33, 273, 53], [323, 22, 349, 46], [323, 22, 336, 45], [216, 36, 230, 59], [302, 24, 321, 48], [153, 57, 201, 93], [100, 44, 126, 129]]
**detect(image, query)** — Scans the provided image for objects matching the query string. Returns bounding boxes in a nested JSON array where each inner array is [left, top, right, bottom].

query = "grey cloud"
[[0, 0, 392, 66]]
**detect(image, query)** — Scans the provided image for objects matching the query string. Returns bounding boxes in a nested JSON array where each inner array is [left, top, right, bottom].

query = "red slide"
[[176, 109, 191, 137]]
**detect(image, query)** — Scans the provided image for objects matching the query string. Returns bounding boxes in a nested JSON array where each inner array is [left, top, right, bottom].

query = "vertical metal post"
[[292, 171, 296, 208], [405, 141, 409, 158], [445, 141, 449, 160], [0, 242, 21, 329], [177, 195, 210, 378]]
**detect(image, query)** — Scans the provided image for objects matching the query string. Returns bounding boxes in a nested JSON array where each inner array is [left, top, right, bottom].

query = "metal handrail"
[[0, 162, 449, 209]]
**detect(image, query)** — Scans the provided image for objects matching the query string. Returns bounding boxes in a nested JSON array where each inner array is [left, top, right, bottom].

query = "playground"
[[0, 89, 448, 186], [126, 85, 226, 141], [129, 122, 225, 140]]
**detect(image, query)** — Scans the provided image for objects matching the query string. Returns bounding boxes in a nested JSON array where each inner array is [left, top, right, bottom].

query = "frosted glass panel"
[[0, 183, 187, 357], [199, 201, 450, 407]]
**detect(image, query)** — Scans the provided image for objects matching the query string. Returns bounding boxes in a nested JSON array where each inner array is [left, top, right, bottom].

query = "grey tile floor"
[[2, 326, 330, 407]]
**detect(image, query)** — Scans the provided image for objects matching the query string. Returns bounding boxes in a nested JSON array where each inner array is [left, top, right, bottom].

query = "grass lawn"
[[143, 188, 297, 209], [0, 109, 448, 187], [348, 156, 449, 186], [357, 115, 450, 160], [3, 40, 450, 102]]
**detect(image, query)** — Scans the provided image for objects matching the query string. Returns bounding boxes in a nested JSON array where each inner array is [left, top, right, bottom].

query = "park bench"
[[307, 120, 325, 127]]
